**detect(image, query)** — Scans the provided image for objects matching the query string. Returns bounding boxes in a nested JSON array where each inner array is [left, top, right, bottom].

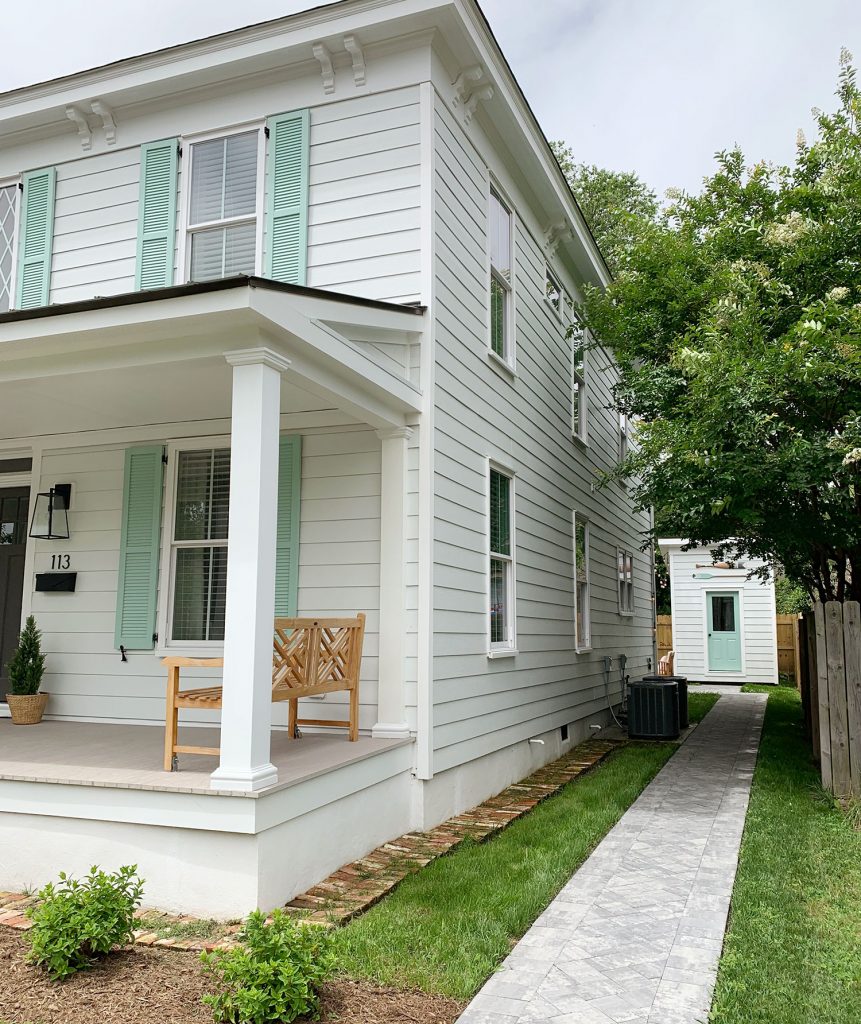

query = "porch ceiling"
[[0, 277, 425, 438]]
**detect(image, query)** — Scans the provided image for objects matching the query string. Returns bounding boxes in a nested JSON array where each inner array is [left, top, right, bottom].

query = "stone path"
[[458, 692, 766, 1024]]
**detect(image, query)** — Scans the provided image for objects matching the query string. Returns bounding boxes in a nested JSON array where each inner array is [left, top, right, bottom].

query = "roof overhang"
[[0, 276, 425, 433]]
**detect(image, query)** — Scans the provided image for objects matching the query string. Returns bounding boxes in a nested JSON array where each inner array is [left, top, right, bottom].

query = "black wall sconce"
[[29, 484, 72, 540]]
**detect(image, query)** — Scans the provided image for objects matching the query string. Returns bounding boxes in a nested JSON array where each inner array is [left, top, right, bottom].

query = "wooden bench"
[[162, 614, 366, 771]]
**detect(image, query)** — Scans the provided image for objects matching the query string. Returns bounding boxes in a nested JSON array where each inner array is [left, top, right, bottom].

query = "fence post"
[[814, 602, 832, 790], [844, 601, 861, 798], [825, 602, 850, 799], [806, 609, 820, 762], [798, 614, 810, 739], [793, 615, 802, 689]]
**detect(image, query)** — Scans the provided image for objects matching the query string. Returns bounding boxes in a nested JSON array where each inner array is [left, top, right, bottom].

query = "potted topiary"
[[6, 615, 48, 725]]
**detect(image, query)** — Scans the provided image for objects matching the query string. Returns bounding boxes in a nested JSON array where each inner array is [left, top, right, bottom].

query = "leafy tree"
[[774, 574, 812, 614], [580, 51, 861, 602], [551, 143, 658, 272]]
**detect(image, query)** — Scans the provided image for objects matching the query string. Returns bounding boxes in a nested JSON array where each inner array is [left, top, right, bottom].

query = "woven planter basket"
[[6, 692, 49, 725]]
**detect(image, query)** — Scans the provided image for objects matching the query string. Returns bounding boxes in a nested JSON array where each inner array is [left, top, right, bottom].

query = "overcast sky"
[[2, 0, 858, 197]]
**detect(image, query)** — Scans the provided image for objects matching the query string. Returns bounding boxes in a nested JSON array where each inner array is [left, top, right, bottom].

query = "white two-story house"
[[0, 0, 654, 917]]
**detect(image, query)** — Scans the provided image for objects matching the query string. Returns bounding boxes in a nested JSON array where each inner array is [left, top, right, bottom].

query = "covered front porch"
[[0, 277, 428, 915]]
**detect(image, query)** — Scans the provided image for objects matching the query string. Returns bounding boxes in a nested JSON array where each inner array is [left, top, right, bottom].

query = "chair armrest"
[[161, 656, 225, 668]]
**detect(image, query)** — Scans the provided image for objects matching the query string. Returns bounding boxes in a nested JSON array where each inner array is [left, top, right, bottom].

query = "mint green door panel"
[[707, 591, 742, 672]]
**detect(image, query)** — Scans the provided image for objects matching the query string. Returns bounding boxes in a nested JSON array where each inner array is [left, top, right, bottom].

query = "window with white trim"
[[489, 467, 515, 650], [571, 318, 588, 439], [186, 130, 261, 282], [169, 448, 230, 642], [574, 515, 590, 649], [489, 188, 514, 363], [618, 411, 629, 462], [0, 183, 18, 313], [618, 549, 634, 614], [545, 266, 562, 315]]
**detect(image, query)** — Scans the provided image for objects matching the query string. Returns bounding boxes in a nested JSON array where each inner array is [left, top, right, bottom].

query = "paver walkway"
[[458, 692, 766, 1024]]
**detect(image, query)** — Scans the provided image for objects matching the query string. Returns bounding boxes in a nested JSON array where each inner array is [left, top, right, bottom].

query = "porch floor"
[[0, 719, 409, 798]]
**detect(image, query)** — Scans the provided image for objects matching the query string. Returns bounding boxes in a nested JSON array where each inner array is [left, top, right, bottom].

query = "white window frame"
[[157, 435, 231, 655], [487, 180, 516, 372], [545, 265, 564, 319], [176, 121, 266, 286], [571, 319, 589, 442], [487, 460, 517, 656], [0, 176, 21, 313], [573, 513, 591, 651], [618, 548, 635, 616]]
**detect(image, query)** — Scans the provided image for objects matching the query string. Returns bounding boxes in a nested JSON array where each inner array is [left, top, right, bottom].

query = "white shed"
[[659, 540, 778, 685]]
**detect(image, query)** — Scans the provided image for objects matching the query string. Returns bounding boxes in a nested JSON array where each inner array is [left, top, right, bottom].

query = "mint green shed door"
[[707, 591, 742, 672]]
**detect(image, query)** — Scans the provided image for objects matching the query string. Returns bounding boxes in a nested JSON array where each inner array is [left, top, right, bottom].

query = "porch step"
[[282, 737, 621, 926]]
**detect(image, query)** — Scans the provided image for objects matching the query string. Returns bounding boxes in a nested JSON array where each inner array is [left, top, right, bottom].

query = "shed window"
[[187, 131, 260, 282]]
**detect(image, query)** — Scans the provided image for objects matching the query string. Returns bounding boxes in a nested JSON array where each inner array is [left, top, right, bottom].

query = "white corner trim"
[[312, 41, 335, 94], [65, 106, 92, 151], [342, 34, 366, 86], [224, 347, 291, 374], [90, 100, 117, 145]]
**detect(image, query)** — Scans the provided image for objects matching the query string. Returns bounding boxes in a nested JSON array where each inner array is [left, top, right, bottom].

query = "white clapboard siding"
[[49, 148, 141, 304], [28, 427, 408, 729], [663, 543, 778, 685], [430, 94, 654, 773], [305, 88, 421, 303]]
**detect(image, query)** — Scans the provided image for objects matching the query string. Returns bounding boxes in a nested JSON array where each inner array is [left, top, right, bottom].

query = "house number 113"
[[51, 554, 71, 570]]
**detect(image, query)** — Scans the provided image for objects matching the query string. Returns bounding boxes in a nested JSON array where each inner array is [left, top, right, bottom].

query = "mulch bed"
[[0, 929, 464, 1024]]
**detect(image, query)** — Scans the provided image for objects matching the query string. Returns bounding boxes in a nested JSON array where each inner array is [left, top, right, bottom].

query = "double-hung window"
[[545, 267, 562, 315], [618, 549, 634, 614], [0, 182, 18, 313], [489, 466, 516, 651], [574, 515, 591, 650], [186, 130, 261, 282], [618, 412, 629, 462], [169, 448, 230, 642], [571, 318, 588, 440], [489, 188, 514, 364]]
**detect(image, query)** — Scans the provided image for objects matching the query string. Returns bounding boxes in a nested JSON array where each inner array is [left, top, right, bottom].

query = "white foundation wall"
[[429, 89, 654, 776], [662, 543, 778, 685], [20, 422, 422, 731]]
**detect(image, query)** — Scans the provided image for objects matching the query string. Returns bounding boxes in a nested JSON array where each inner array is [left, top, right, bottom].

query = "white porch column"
[[211, 347, 290, 792], [372, 427, 412, 739]]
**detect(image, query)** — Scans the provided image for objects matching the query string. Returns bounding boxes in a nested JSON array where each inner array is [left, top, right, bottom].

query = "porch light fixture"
[[29, 484, 71, 540]]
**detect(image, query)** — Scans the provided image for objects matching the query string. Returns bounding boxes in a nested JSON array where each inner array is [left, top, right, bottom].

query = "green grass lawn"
[[710, 687, 861, 1024], [337, 691, 718, 999]]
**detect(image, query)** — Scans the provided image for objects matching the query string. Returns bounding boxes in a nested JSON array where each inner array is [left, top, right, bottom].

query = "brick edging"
[[0, 736, 622, 951]]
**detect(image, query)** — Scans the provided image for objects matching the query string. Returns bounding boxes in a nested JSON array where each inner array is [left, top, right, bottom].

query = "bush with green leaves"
[[201, 909, 336, 1024], [25, 865, 144, 980], [7, 615, 45, 696]]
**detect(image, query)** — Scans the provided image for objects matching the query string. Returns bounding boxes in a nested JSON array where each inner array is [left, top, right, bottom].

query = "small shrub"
[[25, 865, 144, 980], [201, 909, 336, 1024], [7, 615, 46, 695]]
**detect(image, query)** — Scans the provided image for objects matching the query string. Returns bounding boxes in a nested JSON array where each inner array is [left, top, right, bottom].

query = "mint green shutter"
[[265, 110, 310, 285], [135, 140, 178, 290], [115, 446, 164, 649], [16, 168, 56, 309], [275, 435, 302, 616]]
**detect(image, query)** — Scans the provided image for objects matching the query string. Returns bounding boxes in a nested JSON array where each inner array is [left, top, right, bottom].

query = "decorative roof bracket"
[[65, 105, 92, 151], [90, 100, 117, 146], [343, 34, 366, 87], [312, 42, 336, 95], [463, 84, 493, 124], [452, 65, 484, 107], [544, 221, 571, 255]]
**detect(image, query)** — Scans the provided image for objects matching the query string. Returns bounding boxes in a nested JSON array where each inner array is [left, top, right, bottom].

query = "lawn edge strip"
[[0, 737, 621, 951]]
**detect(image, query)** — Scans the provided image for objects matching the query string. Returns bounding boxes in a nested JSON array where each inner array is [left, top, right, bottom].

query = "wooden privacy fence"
[[656, 615, 673, 664], [798, 602, 861, 799]]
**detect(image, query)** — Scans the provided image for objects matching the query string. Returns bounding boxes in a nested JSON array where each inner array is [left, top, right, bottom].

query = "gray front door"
[[0, 487, 29, 695]]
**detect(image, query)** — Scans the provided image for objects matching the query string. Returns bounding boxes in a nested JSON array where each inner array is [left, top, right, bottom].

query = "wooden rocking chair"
[[162, 614, 366, 771]]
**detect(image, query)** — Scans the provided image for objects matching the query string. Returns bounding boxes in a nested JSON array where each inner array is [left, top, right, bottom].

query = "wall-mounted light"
[[29, 484, 71, 541]]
